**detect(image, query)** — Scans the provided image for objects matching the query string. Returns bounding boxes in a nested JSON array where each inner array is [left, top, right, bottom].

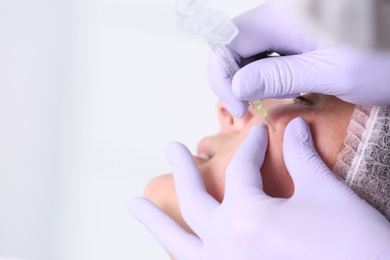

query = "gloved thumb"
[[282, 117, 336, 199]]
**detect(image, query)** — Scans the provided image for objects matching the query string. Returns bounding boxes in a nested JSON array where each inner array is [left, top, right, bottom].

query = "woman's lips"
[[192, 155, 209, 166], [197, 152, 210, 160], [197, 136, 215, 161]]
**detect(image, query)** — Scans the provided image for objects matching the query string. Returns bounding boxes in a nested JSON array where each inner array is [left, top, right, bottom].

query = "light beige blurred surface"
[[0, 0, 259, 259]]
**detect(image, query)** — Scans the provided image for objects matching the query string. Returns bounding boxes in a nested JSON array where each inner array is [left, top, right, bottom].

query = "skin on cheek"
[[256, 104, 300, 198], [309, 121, 346, 169], [259, 96, 352, 198], [304, 98, 354, 169], [261, 124, 294, 198]]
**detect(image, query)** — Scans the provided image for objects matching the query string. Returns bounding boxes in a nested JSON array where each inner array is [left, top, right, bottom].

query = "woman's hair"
[[333, 105, 390, 221]]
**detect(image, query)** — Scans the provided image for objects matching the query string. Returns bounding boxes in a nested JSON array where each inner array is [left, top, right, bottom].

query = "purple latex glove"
[[209, 1, 390, 118], [128, 118, 390, 260]]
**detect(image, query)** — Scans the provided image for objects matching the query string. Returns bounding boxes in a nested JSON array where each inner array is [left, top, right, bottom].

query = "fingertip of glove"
[[248, 124, 269, 158], [232, 65, 266, 100], [165, 141, 191, 164], [232, 105, 248, 118], [165, 141, 180, 157], [127, 197, 148, 221], [231, 72, 250, 100], [222, 99, 248, 118], [165, 141, 180, 151], [284, 117, 314, 150], [250, 123, 268, 137]]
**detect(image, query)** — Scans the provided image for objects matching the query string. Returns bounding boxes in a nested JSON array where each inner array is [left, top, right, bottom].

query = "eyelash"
[[295, 95, 314, 106]]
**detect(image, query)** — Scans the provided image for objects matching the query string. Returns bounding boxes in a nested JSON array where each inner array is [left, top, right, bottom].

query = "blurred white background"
[[0, 0, 259, 259]]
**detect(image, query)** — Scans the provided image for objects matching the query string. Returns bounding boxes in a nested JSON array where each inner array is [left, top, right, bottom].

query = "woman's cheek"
[[261, 126, 294, 198]]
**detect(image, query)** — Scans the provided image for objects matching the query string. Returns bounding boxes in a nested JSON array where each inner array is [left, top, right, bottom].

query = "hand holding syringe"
[[175, 0, 274, 128]]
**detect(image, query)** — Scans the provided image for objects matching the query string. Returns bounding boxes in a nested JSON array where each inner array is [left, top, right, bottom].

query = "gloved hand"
[[209, 1, 390, 118], [128, 118, 390, 260]]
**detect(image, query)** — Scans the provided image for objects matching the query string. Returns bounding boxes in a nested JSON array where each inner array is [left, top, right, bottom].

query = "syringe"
[[175, 0, 274, 129], [208, 41, 274, 129]]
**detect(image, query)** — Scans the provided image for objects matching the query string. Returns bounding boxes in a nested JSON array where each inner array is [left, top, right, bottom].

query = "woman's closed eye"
[[294, 93, 317, 107]]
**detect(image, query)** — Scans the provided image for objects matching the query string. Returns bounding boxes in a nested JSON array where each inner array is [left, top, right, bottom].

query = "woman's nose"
[[217, 100, 252, 133]]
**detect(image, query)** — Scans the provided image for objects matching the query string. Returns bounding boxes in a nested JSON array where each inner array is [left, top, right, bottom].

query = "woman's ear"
[[217, 100, 252, 133]]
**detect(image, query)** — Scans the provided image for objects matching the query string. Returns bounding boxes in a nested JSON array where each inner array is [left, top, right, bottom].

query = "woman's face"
[[145, 94, 355, 232]]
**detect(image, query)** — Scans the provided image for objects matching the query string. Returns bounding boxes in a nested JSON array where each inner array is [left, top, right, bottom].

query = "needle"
[[249, 100, 275, 130], [264, 116, 275, 130]]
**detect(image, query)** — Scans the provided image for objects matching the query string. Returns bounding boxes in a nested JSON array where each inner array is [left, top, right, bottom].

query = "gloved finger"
[[282, 117, 337, 199], [166, 142, 220, 236], [224, 124, 268, 199], [232, 51, 341, 101], [208, 51, 248, 118], [239, 53, 300, 100], [128, 197, 202, 260]]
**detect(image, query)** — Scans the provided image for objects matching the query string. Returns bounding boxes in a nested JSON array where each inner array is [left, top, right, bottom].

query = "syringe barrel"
[[208, 41, 240, 77]]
